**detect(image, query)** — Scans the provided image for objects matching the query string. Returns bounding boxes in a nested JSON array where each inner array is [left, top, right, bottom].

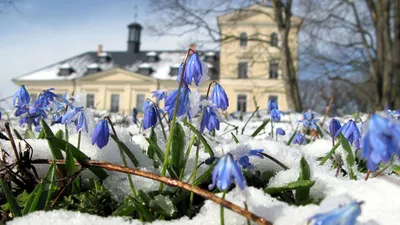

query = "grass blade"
[[0, 179, 22, 217], [251, 119, 270, 137]]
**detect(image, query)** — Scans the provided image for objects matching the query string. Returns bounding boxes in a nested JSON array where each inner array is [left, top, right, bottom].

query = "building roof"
[[13, 50, 220, 82]]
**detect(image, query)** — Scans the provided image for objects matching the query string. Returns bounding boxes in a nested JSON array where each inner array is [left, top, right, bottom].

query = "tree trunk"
[[393, 0, 400, 108]]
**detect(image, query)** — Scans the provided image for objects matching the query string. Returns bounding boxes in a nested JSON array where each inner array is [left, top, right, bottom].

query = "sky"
[[0, 0, 197, 107]]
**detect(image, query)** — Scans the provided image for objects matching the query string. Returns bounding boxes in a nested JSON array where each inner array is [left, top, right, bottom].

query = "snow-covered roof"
[[14, 50, 220, 81], [146, 51, 157, 56], [205, 51, 216, 56]]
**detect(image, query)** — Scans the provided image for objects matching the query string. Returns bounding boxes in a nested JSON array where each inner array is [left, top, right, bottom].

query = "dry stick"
[[320, 96, 335, 126], [241, 106, 260, 135], [50, 167, 85, 208], [32, 159, 272, 225]]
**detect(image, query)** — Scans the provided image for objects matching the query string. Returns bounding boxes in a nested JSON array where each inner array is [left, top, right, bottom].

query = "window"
[[240, 32, 248, 46], [110, 94, 120, 112], [269, 62, 279, 79], [268, 95, 278, 103], [87, 94, 95, 108], [271, 33, 278, 47], [136, 94, 145, 112], [238, 62, 248, 78], [237, 95, 247, 112], [169, 66, 180, 76]]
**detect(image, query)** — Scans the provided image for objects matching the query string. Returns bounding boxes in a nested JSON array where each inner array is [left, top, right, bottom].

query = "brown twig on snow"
[[31, 159, 272, 225]]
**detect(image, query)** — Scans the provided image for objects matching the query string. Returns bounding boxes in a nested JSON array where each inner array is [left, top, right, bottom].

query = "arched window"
[[271, 32, 278, 47], [240, 32, 248, 46]]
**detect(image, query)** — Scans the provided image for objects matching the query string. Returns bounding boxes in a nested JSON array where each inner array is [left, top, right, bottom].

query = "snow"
[[87, 63, 100, 69], [146, 51, 158, 56], [59, 63, 72, 69], [138, 63, 152, 68], [4, 112, 399, 225]]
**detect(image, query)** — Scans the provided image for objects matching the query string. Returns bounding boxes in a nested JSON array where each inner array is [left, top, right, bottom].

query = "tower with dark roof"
[[127, 23, 142, 53]]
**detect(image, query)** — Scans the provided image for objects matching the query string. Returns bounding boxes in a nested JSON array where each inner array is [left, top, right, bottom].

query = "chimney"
[[97, 44, 103, 56]]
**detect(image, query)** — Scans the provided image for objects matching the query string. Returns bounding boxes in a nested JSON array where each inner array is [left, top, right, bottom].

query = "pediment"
[[78, 68, 156, 83]]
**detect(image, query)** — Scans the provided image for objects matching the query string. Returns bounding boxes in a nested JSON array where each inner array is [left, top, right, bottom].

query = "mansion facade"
[[13, 4, 300, 114]]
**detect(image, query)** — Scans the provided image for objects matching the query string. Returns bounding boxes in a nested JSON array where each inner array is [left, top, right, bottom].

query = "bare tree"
[[147, 0, 303, 112], [301, 0, 399, 110]]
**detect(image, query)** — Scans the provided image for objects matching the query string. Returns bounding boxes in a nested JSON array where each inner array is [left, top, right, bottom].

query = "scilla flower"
[[13, 85, 31, 108], [92, 119, 110, 149], [151, 90, 168, 102], [329, 118, 341, 137], [62, 107, 88, 132], [132, 108, 138, 125], [238, 149, 264, 169], [335, 120, 361, 149], [267, 99, 278, 112], [177, 53, 207, 86], [270, 108, 284, 122], [209, 153, 247, 191], [164, 86, 191, 119], [143, 100, 158, 129], [361, 114, 400, 172], [299, 110, 319, 130], [293, 132, 307, 145], [200, 105, 220, 133], [276, 128, 286, 136], [308, 201, 362, 225], [386, 109, 400, 120], [209, 83, 229, 111]]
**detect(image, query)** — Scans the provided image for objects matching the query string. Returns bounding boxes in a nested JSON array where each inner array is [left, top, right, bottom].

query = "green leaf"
[[44, 162, 57, 210], [251, 119, 270, 137], [145, 137, 165, 163], [46, 137, 108, 180], [131, 197, 154, 222], [183, 120, 214, 157], [24, 129, 36, 139], [319, 142, 340, 165], [111, 197, 137, 216], [65, 148, 77, 176], [231, 132, 239, 144], [38, 128, 46, 139], [55, 130, 64, 139], [28, 162, 56, 212], [110, 134, 140, 167], [147, 128, 157, 161], [0, 179, 22, 217], [295, 157, 312, 205], [171, 122, 185, 178], [264, 180, 315, 194], [286, 130, 298, 146], [13, 129, 23, 140], [41, 119, 66, 176], [22, 185, 40, 215], [339, 134, 357, 180], [150, 195, 177, 218]]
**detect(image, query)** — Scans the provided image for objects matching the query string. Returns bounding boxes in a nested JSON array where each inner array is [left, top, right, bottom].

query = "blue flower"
[[308, 201, 362, 225], [276, 128, 286, 136], [270, 108, 284, 122], [13, 85, 31, 108], [267, 99, 278, 112], [238, 149, 264, 169], [386, 109, 400, 120], [143, 100, 158, 129], [38, 88, 57, 106], [335, 120, 361, 149], [151, 90, 168, 102], [76, 110, 88, 132], [132, 108, 138, 124], [177, 53, 206, 86], [361, 114, 400, 172], [92, 119, 110, 149], [329, 118, 341, 137], [209, 153, 247, 191], [209, 83, 229, 111], [62, 93, 74, 109], [164, 86, 191, 118], [61, 107, 88, 132], [293, 132, 307, 145], [299, 110, 319, 130], [200, 105, 220, 133]]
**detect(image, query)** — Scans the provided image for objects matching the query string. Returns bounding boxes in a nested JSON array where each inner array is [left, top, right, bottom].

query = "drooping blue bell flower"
[[276, 128, 286, 136], [13, 85, 31, 109], [151, 90, 168, 102], [335, 119, 361, 149], [200, 105, 220, 133], [176, 53, 207, 86], [61, 107, 88, 132], [329, 118, 341, 137], [308, 201, 362, 225], [143, 100, 158, 129], [132, 108, 138, 125], [209, 153, 247, 191], [267, 99, 279, 112], [299, 110, 319, 130], [270, 108, 284, 122], [237, 149, 265, 169], [360, 114, 400, 172], [164, 86, 191, 119], [91, 119, 110, 149], [293, 132, 307, 145], [209, 83, 229, 111]]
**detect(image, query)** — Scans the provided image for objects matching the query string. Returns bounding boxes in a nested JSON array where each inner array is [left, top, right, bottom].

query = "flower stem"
[[374, 156, 396, 177], [77, 131, 81, 149], [106, 117, 137, 197], [259, 152, 288, 170], [159, 49, 193, 192], [244, 201, 251, 225], [220, 190, 227, 225], [189, 141, 201, 217], [271, 120, 274, 138], [179, 135, 196, 180], [241, 106, 259, 135]]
